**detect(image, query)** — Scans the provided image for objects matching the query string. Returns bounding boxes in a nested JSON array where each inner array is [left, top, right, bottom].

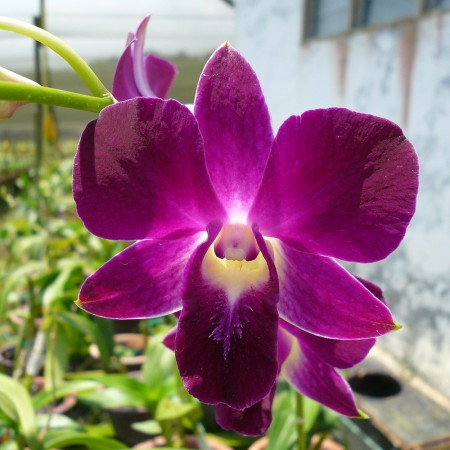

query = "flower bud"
[[0, 67, 39, 119]]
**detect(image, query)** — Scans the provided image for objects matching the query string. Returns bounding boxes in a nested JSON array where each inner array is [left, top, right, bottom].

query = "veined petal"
[[215, 386, 276, 436], [281, 328, 360, 417], [73, 98, 227, 241], [176, 223, 279, 409], [274, 240, 397, 339], [280, 320, 375, 370], [194, 44, 273, 217], [249, 108, 419, 263], [112, 16, 176, 100], [214, 323, 292, 435], [76, 233, 204, 319]]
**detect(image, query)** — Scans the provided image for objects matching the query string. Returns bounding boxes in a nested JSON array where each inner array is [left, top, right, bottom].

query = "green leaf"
[[303, 396, 322, 433], [44, 322, 69, 389], [58, 311, 113, 371], [155, 399, 199, 422], [42, 261, 82, 308], [0, 391, 18, 422], [0, 374, 39, 450], [0, 261, 45, 321], [32, 379, 99, 410], [266, 390, 297, 450], [77, 387, 146, 409], [131, 419, 162, 435], [0, 441, 19, 450], [35, 412, 82, 431], [142, 336, 177, 405], [42, 430, 128, 450]]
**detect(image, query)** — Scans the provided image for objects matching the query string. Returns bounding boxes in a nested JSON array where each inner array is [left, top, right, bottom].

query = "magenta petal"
[[176, 224, 279, 409], [73, 98, 227, 241], [162, 326, 177, 352], [112, 40, 141, 101], [281, 329, 360, 417], [280, 320, 375, 370], [356, 277, 386, 304], [77, 234, 203, 319], [216, 386, 276, 436], [194, 44, 274, 216], [249, 108, 419, 263], [145, 54, 177, 99], [112, 16, 176, 100], [276, 241, 396, 339]]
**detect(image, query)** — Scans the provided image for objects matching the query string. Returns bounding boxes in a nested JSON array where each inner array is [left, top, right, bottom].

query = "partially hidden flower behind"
[[73, 44, 419, 434], [112, 16, 177, 101], [0, 67, 39, 119]]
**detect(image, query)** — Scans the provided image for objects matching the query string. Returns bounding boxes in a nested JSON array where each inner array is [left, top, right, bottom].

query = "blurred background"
[[0, 0, 235, 139]]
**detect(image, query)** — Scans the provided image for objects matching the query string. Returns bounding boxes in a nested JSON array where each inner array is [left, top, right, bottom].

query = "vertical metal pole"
[[33, 13, 43, 175]]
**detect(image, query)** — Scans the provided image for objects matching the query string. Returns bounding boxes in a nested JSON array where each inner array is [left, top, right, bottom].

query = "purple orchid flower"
[[112, 16, 177, 100], [73, 43, 418, 423]]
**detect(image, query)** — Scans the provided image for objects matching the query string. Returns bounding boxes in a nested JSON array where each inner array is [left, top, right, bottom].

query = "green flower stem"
[[296, 392, 307, 450], [0, 81, 114, 113], [0, 16, 110, 98]]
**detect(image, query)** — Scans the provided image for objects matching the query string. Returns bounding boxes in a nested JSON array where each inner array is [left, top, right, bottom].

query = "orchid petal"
[[214, 321, 293, 435], [356, 277, 386, 304], [112, 16, 176, 100], [281, 328, 360, 417], [280, 320, 375, 370], [249, 108, 419, 263], [176, 223, 279, 409], [194, 44, 273, 217], [274, 240, 397, 339], [73, 98, 227, 241], [144, 54, 177, 99], [76, 233, 204, 319], [216, 386, 276, 436], [162, 326, 177, 352]]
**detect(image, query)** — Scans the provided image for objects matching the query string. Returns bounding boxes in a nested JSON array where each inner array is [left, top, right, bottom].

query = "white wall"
[[236, 0, 450, 398]]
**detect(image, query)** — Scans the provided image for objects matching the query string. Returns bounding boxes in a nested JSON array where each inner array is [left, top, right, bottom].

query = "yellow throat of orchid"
[[201, 223, 270, 304]]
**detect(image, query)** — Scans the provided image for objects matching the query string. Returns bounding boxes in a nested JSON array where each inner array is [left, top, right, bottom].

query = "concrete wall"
[[236, 0, 450, 398]]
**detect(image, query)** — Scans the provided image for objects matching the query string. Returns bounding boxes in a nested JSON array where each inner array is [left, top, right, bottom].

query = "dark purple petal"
[[281, 329, 360, 417], [73, 98, 227, 241], [76, 234, 203, 319], [249, 108, 419, 263], [215, 386, 276, 436], [112, 16, 176, 100], [194, 44, 274, 217], [356, 277, 387, 304], [162, 326, 177, 351], [280, 320, 375, 370], [176, 223, 279, 409], [275, 240, 397, 339]]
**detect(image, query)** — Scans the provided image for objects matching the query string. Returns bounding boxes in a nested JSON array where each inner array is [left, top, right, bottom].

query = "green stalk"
[[0, 16, 110, 98], [0, 81, 114, 113], [297, 392, 307, 450]]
